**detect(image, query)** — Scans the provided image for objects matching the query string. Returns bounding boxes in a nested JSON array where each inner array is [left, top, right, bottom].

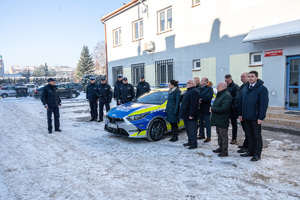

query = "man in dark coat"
[[136, 75, 151, 98], [96, 77, 112, 122], [180, 79, 200, 149], [113, 74, 123, 105], [239, 71, 268, 161], [235, 72, 249, 153], [41, 78, 62, 134], [86, 77, 98, 121], [197, 77, 214, 142], [117, 77, 135, 104], [225, 74, 239, 144], [211, 82, 232, 157]]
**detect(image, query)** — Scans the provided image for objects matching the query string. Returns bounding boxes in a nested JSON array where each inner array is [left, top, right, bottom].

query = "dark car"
[[33, 85, 80, 99]]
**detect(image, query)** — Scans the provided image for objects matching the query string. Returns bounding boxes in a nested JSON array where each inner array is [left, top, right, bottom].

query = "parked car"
[[33, 85, 80, 99], [105, 88, 187, 141], [25, 84, 37, 96], [0, 85, 17, 98]]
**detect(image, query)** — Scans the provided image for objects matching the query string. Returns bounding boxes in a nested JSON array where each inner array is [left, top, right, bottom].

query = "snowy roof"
[[243, 18, 300, 43]]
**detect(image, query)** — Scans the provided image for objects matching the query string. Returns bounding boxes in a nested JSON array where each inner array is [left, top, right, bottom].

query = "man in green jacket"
[[210, 82, 232, 157]]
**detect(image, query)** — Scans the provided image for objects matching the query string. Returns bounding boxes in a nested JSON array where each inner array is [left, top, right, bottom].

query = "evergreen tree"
[[76, 46, 95, 79], [21, 69, 31, 82]]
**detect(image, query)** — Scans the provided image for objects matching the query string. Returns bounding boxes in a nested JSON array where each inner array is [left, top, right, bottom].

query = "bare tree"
[[92, 41, 106, 75]]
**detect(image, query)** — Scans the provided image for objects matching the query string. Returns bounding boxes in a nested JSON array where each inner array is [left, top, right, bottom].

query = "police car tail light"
[[127, 112, 150, 121]]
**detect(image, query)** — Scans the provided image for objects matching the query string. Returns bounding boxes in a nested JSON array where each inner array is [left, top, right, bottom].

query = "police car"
[[105, 87, 186, 141]]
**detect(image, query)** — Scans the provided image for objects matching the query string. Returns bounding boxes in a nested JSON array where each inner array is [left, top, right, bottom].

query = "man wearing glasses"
[[180, 79, 200, 149]]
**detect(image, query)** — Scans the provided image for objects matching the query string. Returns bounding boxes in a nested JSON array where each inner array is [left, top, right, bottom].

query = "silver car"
[[0, 85, 17, 98]]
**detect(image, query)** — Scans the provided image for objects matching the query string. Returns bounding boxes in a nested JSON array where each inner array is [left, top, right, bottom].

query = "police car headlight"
[[127, 112, 150, 121]]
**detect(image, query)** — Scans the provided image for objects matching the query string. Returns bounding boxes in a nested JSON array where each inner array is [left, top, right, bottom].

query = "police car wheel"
[[1, 94, 8, 98], [147, 119, 165, 142]]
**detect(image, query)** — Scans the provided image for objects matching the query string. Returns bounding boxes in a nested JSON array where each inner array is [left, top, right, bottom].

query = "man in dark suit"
[[86, 77, 98, 121], [136, 75, 151, 98], [96, 77, 112, 122], [180, 79, 200, 149], [239, 71, 269, 161], [41, 78, 62, 134], [117, 77, 135, 104]]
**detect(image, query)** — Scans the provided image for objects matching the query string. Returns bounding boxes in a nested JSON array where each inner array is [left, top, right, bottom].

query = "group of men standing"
[[181, 70, 268, 161]]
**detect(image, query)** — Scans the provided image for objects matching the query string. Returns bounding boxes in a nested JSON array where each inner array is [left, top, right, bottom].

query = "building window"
[[250, 52, 262, 65], [155, 59, 174, 86], [193, 0, 200, 6], [112, 66, 123, 83], [131, 63, 145, 86], [133, 19, 144, 41], [158, 7, 172, 33], [113, 28, 122, 47], [193, 59, 201, 70]]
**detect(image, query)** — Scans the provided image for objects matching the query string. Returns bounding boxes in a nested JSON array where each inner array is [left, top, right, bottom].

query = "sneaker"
[[204, 138, 211, 143]]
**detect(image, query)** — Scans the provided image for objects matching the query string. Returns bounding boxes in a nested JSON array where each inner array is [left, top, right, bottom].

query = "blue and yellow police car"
[[105, 88, 186, 141]]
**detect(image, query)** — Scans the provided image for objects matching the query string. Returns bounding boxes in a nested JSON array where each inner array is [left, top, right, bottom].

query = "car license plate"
[[107, 122, 118, 129]]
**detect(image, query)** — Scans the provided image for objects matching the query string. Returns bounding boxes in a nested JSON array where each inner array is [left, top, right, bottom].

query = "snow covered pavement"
[[0, 95, 300, 200]]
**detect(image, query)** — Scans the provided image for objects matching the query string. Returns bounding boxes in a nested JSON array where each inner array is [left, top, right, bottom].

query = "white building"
[[101, 0, 300, 110]]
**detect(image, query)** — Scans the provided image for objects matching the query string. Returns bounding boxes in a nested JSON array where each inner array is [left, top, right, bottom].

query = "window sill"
[[248, 64, 263, 67], [192, 68, 201, 71], [132, 38, 144, 42], [157, 29, 173, 35], [192, 4, 200, 8], [113, 44, 122, 48]]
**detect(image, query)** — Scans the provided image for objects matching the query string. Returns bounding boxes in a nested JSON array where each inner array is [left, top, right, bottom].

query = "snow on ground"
[[0, 94, 300, 200]]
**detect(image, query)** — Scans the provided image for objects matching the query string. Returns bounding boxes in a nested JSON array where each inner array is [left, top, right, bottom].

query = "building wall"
[[103, 0, 300, 108]]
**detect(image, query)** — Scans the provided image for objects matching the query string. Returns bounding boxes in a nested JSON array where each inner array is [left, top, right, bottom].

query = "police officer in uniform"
[[86, 77, 98, 121], [136, 75, 150, 98], [113, 74, 123, 105], [96, 77, 112, 122], [117, 77, 135, 104], [41, 78, 62, 134]]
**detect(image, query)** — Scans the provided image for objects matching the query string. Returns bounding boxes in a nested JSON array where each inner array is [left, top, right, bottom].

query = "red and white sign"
[[265, 49, 283, 57]]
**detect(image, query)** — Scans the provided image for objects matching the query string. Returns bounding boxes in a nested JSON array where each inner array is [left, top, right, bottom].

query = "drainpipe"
[[102, 20, 109, 83]]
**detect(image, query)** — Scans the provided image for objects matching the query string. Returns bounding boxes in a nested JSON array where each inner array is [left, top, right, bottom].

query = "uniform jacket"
[[113, 80, 123, 98], [118, 83, 135, 103], [96, 83, 112, 103], [198, 84, 214, 114], [238, 79, 269, 121], [211, 89, 232, 128], [136, 81, 151, 98], [235, 82, 248, 109], [41, 84, 61, 107], [86, 83, 98, 101], [179, 87, 200, 121], [166, 87, 181, 123]]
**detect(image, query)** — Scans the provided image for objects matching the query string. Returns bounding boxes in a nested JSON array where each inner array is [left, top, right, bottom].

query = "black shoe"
[[90, 118, 96, 121], [250, 155, 261, 161], [237, 148, 247, 153], [171, 138, 178, 142], [169, 138, 175, 141], [240, 152, 254, 157], [188, 146, 197, 149], [238, 145, 243, 148], [97, 119, 103, 122], [183, 143, 191, 146], [55, 129, 62, 132], [48, 130, 52, 134], [212, 148, 222, 153], [218, 152, 228, 157], [197, 136, 205, 140]]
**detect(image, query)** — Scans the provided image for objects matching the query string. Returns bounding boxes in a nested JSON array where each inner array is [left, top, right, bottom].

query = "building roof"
[[243, 18, 300, 43], [100, 0, 140, 22]]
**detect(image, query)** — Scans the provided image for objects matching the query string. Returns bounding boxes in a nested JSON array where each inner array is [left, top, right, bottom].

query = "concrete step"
[[266, 112, 300, 121], [264, 117, 300, 128]]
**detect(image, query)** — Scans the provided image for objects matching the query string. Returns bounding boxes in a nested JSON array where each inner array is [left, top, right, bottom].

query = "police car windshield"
[[136, 91, 169, 105]]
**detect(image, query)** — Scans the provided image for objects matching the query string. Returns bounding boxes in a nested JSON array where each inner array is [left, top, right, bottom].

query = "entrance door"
[[287, 56, 300, 110]]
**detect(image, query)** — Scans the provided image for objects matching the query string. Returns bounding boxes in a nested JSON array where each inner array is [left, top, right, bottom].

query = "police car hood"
[[108, 102, 161, 118]]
